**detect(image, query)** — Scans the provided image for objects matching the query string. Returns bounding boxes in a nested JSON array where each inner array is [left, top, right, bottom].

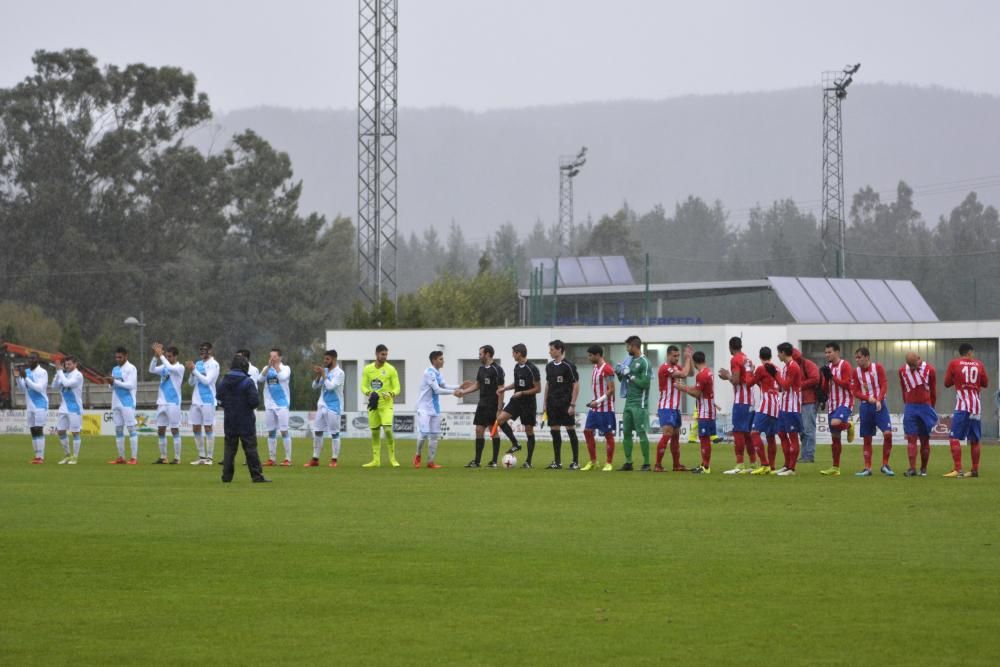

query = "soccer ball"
[[501, 453, 517, 469]]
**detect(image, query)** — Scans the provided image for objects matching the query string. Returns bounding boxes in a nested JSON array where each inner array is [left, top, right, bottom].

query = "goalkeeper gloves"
[[367, 391, 380, 411]]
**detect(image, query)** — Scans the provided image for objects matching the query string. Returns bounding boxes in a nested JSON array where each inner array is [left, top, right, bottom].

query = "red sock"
[[670, 431, 681, 467], [906, 435, 918, 469], [882, 432, 892, 466], [699, 435, 712, 468], [971, 441, 981, 472], [605, 433, 615, 464], [831, 434, 842, 467], [656, 433, 668, 466], [949, 439, 963, 470], [745, 433, 757, 463], [767, 436, 777, 470], [751, 432, 768, 467], [862, 436, 873, 469], [919, 435, 931, 470], [583, 429, 597, 462], [733, 432, 745, 464], [788, 432, 800, 470], [778, 432, 791, 468]]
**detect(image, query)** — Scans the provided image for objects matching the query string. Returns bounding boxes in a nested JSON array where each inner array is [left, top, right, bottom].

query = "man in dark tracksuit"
[[218, 355, 271, 483]]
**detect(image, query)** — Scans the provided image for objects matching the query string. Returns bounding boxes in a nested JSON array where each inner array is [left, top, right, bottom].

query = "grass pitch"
[[1, 434, 998, 666]]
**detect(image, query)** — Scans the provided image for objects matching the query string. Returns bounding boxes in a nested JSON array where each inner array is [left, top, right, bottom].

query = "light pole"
[[558, 146, 587, 250], [821, 63, 860, 278], [124, 311, 146, 375]]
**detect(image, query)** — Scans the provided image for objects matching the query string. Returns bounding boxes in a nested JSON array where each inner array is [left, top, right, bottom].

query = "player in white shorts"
[[307, 349, 346, 467], [187, 342, 219, 464], [17, 352, 50, 463], [52, 355, 84, 464], [414, 350, 461, 469], [236, 348, 261, 384], [150, 343, 185, 464], [109, 346, 139, 465], [259, 347, 293, 466]]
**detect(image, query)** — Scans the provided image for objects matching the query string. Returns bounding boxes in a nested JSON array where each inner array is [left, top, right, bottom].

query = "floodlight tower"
[[821, 63, 860, 278], [557, 146, 588, 249], [357, 0, 399, 316]]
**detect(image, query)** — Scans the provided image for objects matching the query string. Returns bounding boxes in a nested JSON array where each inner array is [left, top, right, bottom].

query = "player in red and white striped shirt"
[[678, 351, 714, 474], [582, 345, 617, 471], [820, 342, 854, 476], [654, 345, 693, 472], [899, 351, 938, 477], [851, 347, 894, 477], [943, 342, 990, 478], [774, 342, 803, 475], [747, 346, 781, 474], [718, 337, 759, 474]]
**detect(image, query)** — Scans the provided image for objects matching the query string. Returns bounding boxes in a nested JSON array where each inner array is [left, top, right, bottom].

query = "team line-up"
[[13, 335, 990, 479]]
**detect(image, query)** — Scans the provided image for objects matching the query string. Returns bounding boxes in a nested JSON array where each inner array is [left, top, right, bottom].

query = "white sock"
[[283, 434, 292, 461], [205, 431, 215, 460], [268, 436, 277, 460], [35, 436, 45, 459], [159, 436, 168, 459], [332, 435, 341, 458], [429, 437, 439, 462], [416, 436, 426, 457], [194, 431, 205, 458], [172, 433, 182, 460], [116, 434, 125, 457], [313, 434, 323, 459], [72, 434, 81, 457], [59, 434, 70, 455], [129, 429, 138, 459]]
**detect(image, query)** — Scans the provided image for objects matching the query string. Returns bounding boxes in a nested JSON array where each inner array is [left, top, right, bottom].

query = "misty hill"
[[197, 85, 1000, 237]]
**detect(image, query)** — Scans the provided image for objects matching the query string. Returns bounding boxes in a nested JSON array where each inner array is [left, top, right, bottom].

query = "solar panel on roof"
[[602, 256, 635, 285], [797, 277, 855, 323], [556, 258, 586, 287], [768, 276, 826, 323], [578, 256, 610, 285], [885, 280, 939, 321], [855, 280, 911, 322], [826, 279, 884, 322]]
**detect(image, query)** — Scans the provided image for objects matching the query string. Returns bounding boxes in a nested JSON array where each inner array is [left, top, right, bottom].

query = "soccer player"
[[361, 344, 401, 468], [150, 343, 184, 464], [943, 342, 990, 478], [820, 342, 854, 476], [495, 344, 541, 468], [52, 356, 83, 464], [17, 352, 49, 463], [616, 335, 652, 471], [678, 350, 714, 474], [109, 346, 139, 465], [773, 342, 803, 476], [899, 351, 937, 478], [460, 345, 507, 468], [187, 342, 219, 465], [748, 347, 781, 475], [792, 348, 821, 463], [718, 336, 758, 474], [582, 344, 616, 471], [259, 348, 293, 466], [414, 350, 460, 468], [851, 347, 894, 477], [544, 340, 581, 469], [309, 350, 345, 467], [654, 345, 693, 472]]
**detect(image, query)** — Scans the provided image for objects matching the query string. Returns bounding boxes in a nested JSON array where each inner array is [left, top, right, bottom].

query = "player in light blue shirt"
[[150, 343, 185, 464], [259, 347, 293, 465], [52, 356, 84, 464], [414, 350, 461, 468], [17, 352, 49, 463], [187, 342, 220, 464], [110, 347, 139, 464], [308, 349, 346, 467]]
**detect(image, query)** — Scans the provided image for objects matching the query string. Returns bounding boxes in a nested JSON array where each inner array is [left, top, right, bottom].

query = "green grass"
[[1, 434, 999, 666]]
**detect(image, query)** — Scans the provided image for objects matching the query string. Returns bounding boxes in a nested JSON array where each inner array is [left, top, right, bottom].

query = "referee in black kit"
[[218, 354, 271, 483], [463, 345, 507, 468], [545, 339, 581, 469]]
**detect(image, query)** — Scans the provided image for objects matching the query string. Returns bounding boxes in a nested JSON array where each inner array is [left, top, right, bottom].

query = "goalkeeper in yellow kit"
[[362, 344, 401, 467]]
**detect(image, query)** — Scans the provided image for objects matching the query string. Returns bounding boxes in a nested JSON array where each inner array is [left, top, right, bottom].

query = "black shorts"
[[546, 402, 575, 427], [474, 403, 500, 427], [502, 399, 537, 426]]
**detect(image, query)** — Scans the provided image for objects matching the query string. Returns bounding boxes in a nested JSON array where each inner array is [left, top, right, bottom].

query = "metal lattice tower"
[[821, 64, 859, 278], [557, 147, 587, 250], [357, 0, 398, 312]]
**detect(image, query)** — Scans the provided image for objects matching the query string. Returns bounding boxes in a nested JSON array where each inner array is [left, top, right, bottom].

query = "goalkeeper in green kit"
[[616, 335, 652, 471]]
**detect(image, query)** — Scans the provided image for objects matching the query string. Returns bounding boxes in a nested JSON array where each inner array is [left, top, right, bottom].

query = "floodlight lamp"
[[124, 316, 140, 327]]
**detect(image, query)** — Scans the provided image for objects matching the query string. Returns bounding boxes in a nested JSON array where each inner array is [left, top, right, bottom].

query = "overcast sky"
[[2, 0, 998, 111]]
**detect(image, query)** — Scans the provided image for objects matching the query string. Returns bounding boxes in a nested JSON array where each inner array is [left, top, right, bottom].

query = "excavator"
[[0, 342, 111, 408]]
